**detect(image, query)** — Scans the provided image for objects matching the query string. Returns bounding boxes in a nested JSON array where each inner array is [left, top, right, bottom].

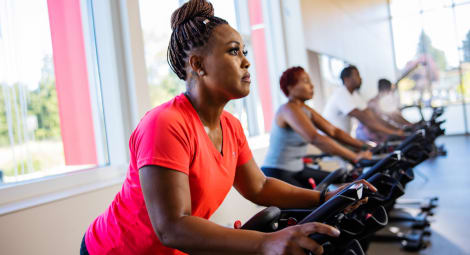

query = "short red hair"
[[280, 66, 305, 96]]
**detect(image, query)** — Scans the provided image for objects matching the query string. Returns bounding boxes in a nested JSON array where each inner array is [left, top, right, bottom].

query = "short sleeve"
[[133, 110, 191, 174], [367, 97, 378, 110], [336, 88, 359, 116], [352, 92, 367, 111]]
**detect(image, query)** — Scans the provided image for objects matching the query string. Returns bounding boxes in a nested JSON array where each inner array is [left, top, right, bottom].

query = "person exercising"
[[81, 1, 375, 255], [356, 78, 413, 142], [262, 66, 371, 188], [323, 66, 404, 141]]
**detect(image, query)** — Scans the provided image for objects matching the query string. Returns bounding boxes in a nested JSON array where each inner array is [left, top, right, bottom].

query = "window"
[[454, 0, 470, 4], [390, 0, 470, 134], [454, 3, 470, 130], [138, 0, 183, 108], [319, 54, 350, 87], [0, 0, 108, 185]]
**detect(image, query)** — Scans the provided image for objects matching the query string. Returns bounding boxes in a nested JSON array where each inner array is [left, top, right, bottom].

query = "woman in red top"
[[81, 0, 375, 254]]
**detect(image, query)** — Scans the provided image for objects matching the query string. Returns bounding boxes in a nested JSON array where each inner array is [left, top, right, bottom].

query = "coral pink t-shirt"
[[85, 94, 253, 254]]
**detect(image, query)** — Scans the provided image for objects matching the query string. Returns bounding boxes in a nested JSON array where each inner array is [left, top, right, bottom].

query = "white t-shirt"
[[323, 86, 367, 134]]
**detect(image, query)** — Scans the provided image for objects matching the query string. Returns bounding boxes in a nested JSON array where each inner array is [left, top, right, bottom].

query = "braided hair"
[[167, 0, 228, 80]]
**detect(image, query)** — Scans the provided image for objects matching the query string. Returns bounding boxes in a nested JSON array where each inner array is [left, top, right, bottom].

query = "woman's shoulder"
[[138, 94, 191, 130], [281, 102, 313, 115], [221, 110, 242, 128], [278, 102, 295, 113]]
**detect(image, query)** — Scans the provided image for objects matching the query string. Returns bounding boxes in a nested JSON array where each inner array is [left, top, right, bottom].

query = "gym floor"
[[368, 135, 470, 255]]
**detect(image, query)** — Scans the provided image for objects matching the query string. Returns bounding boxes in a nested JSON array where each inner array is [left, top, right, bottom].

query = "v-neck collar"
[[182, 94, 225, 160]]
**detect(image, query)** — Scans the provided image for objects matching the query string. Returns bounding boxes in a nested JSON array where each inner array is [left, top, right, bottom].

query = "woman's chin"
[[234, 92, 250, 100], [236, 86, 251, 98]]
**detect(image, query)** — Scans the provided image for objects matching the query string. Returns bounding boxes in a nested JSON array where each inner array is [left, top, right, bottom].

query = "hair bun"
[[171, 0, 214, 30]]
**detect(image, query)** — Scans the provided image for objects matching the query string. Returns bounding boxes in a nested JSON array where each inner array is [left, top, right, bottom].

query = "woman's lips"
[[242, 73, 251, 83]]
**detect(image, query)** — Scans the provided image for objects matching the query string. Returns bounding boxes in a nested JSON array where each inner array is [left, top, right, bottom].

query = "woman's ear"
[[189, 55, 205, 76], [286, 84, 293, 95]]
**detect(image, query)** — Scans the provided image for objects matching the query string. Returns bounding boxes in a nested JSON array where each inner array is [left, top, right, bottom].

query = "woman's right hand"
[[355, 150, 372, 161], [260, 222, 340, 255]]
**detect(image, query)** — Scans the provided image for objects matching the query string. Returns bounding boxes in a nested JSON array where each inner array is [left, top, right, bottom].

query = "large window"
[[138, 0, 183, 108], [390, 0, 470, 134], [0, 0, 108, 184]]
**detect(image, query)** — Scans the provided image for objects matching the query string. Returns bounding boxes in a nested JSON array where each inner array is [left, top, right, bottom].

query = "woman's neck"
[[287, 97, 306, 105], [185, 89, 226, 129]]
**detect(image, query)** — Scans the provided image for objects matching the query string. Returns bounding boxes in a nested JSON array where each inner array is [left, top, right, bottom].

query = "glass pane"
[[138, 0, 184, 108], [211, 0, 238, 28], [319, 54, 349, 95], [390, 0, 422, 17], [455, 4, 470, 104], [467, 104, 470, 133], [391, 15, 423, 71], [454, 3, 470, 132], [0, 0, 108, 184], [454, 0, 470, 5], [422, 9, 460, 69], [422, 8, 465, 134], [421, 0, 453, 11], [391, 15, 423, 108], [392, 6, 467, 134]]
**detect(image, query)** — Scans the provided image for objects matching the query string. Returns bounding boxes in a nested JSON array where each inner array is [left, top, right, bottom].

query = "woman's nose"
[[242, 57, 250, 69]]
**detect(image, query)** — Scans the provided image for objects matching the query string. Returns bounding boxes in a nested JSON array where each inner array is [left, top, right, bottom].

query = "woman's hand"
[[395, 129, 405, 137], [260, 222, 340, 255], [325, 179, 377, 213], [355, 150, 372, 162]]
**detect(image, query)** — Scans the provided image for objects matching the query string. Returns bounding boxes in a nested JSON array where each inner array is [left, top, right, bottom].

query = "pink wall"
[[248, 0, 273, 132], [47, 0, 97, 165]]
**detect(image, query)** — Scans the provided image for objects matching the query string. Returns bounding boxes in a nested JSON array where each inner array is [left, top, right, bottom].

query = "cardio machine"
[[251, 109, 446, 252]]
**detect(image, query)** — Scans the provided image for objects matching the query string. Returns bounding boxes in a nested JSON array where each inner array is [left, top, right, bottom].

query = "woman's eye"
[[229, 48, 239, 55], [229, 48, 248, 57]]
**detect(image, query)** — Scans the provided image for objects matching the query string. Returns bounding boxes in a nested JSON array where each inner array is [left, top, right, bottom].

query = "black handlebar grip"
[[355, 158, 380, 168], [308, 233, 331, 245]]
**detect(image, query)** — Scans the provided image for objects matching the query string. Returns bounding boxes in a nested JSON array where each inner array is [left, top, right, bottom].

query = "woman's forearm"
[[248, 177, 320, 208], [312, 135, 358, 162], [368, 118, 402, 136], [391, 112, 412, 126], [334, 129, 364, 149], [160, 215, 265, 254]]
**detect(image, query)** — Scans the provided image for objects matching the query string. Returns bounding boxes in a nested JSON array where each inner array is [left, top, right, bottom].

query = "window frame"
[[0, 0, 147, 215]]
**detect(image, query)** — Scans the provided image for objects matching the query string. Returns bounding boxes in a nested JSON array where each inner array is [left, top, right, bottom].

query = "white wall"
[[0, 184, 121, 255], [306, 51, 326, 112], [279, 0, 309, 70], [300, 0, 396, 100]]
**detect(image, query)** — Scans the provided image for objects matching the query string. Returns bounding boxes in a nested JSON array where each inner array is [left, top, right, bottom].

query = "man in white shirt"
[[323, 66, 403, 138]]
